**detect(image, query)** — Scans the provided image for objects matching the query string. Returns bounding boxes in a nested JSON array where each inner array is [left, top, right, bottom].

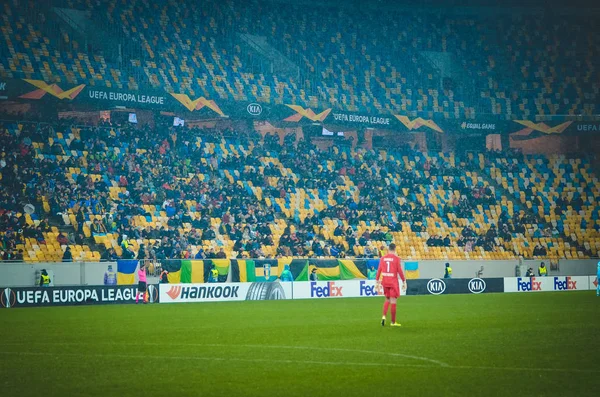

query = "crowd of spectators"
[[0, 119, 569, 262]]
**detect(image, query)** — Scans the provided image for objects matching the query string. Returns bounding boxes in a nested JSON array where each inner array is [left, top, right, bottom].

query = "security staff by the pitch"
[[525, 267, 535, 277], [538, 262, 547, 277], [444, 263, 452, 279], [40, 269, 51, 287], [209, 264, 219, 283]]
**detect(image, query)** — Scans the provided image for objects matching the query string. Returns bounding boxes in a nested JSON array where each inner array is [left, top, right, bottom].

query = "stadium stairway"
[[50, 214, 103, 261]]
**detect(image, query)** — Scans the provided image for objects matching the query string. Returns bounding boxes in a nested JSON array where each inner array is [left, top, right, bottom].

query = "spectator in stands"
[[74, 231, 85, 246], [108, 248, 119, 261], [330, 245, 341, 258], [533, 244, 547, 256], [100, 248, 110, 261], [465, 239, 474, 252], [334, 225, 344, 237], [67, 232, 77, 245], [206, 248, 216, 259], [137, 244, 147, 260], [57, 232, 68, 245], [35, 227, 46, 244], [14, 249, 24, 262], [216, 248, 227, 259], [443, 235, 451, 247], [204, 227, 216, 240], [499, 225, 511, 242], [121, 246, 135, 259], [1, 117, 595, 262], [91, 219, 107, 235], [461, 226, 476, 238], [358, 234, 368, 246], [62, 247, 73, 262], [38, 220, 50, 233], [195, 249, 206, 259]]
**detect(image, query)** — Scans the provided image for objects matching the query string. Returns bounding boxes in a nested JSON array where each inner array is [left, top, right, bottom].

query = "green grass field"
[[1, 292, 598, 396]]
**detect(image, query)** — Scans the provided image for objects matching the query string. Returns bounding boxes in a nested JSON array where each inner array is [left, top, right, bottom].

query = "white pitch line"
[[199, 343, 450, 367], [0, 351, 434, 369], [452, 364, 600, 374], [0, 351, 598, 374], [0, 341, 448, 367]]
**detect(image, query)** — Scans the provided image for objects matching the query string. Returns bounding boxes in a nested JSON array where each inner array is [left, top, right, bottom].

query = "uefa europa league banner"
[[1, 78, 227, 117], [0, 285, 159, 308], [3, 78, 599, 133]]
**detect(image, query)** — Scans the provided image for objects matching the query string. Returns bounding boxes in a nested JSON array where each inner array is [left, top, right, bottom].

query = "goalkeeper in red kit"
[[375, 243, 406, 327]]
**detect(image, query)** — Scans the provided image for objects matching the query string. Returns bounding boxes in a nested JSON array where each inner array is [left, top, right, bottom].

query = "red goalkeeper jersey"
[[376, 253, 405, 287]]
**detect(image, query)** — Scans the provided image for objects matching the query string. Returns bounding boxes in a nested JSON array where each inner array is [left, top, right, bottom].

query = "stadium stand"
[[1, 1, 599, 262], [482, 151, 600, 259], [1, 118, 599, 262], [1, 0, 598, 118]]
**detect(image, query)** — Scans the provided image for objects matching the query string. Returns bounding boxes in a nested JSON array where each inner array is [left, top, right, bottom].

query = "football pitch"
[[1, 292, 598, 397]]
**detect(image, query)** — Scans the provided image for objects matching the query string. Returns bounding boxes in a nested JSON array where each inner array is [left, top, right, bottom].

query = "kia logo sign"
[[426, 279, 446, 295], [468, 278, 486, 294], [247, 103, 262, 116]]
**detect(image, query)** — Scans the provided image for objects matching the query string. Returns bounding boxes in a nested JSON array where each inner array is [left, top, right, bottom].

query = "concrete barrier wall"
[[415, 260, 518, 279], [0, 263, 84, 287], [419, 260, 597, 279], [82, 262, 115, 286], [557, 259, 598, 276], [0, 262, 117, 287], [519, 259, 598, 277]]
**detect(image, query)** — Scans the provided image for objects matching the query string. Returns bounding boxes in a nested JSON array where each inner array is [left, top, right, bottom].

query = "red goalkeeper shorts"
[[383, 285, 400, 298]]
